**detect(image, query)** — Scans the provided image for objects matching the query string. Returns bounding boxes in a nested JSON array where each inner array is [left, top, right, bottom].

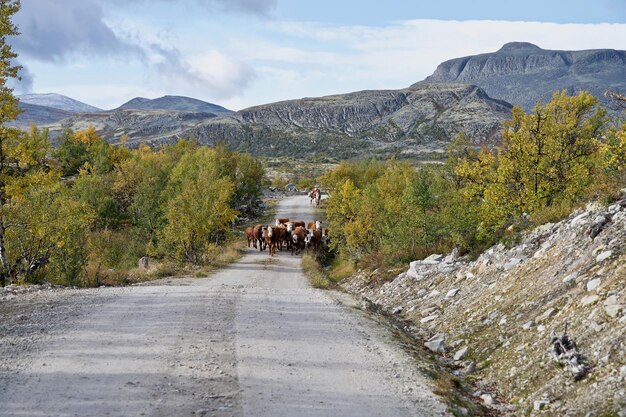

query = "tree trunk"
[[0, 223, 9, 287]]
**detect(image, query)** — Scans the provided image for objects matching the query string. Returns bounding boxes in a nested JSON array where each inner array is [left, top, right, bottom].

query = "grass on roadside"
[[302, 251, 355, 289]]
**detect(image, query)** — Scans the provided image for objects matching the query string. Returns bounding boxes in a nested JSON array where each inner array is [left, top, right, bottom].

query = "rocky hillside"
[[45, 109, 220, 145], [116, 95, 234, 116], [180, 83, 512, 159], [419, 42, 626, 111], [39, 84, 511, 159], [342, 194, 626, 415]]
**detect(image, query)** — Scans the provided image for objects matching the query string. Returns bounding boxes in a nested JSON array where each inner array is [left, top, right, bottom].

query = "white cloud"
[[225, 19, 626, 108]]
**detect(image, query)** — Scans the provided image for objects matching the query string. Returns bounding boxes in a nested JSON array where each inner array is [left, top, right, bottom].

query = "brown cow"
[[305, 228, 323, 250], [265, 226, 284, 256], [292, 220, 305, 229], [291, 226, 309, 255], [245, 226, 256, 248], [307, 220, 321, 231], [253, 224, 267, 251], [275, 218, 289, 226]]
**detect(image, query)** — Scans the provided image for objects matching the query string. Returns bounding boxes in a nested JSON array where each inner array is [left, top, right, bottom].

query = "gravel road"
[[0, 195, 448, 417]]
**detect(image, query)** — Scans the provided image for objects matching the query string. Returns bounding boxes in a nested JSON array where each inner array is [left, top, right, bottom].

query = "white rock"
[[604, 295, 619, 306], [499, 316, 508, 326], [562, 272, 578, 283], [422, 254, 444, 264], [586, 278, 602, 292], [620, 365, 626, 382], [406, 261, 422, 279], [581, 295, 600, 306], [534, 400, 550, 411], [535, 307, 556, 323], [605, 304, 623, 318], [596, 250, 613, 263], [420, 315, 438, 324], [480, 394, 494, 406], [571, 211, 590, 226], [537, 325, 546, 333], [428, 290, 441, 298], [503, 258, 523, 271], [445, 288, 460, 298], [454, 346, 468, 361], [465, 272, 475, 280], [424, 335, 445, 353], [522, 321, 533, 330]]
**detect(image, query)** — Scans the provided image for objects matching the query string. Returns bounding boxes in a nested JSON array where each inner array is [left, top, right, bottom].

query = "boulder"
[[581, 295, 600, 307], [586, 278, 601, 292], [596, 250, 613, 263], [535, 307, 557, 324], [454, 346, 469, 361], [138, 256, 149, 269], [424, 334, 445, 353], [445, 288, 460, 298]]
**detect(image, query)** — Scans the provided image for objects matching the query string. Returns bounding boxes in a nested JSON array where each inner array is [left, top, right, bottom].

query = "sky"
[[9, 0, 626, 111]]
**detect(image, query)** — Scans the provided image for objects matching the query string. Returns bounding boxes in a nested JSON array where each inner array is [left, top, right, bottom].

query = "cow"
[[282, 222, 294, 252], [265, 226, 283, 257], [291, 226, 309, 255], [245, 226, 256, 248], [275, 218, 289, 226], [307, 220, 321, 231], [304, 228, 323, 251], [253, 224, 267, 251], [309, 188, 321, 206], [314, 189, 321, 207], [292, 220, 305, 229]]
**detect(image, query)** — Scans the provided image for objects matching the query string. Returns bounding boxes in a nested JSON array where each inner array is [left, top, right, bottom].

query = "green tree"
[[0, 0, 24, 285], [160, 148, 237, 264]]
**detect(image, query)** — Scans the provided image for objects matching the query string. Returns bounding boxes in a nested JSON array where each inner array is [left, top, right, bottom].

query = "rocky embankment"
[[342, 197, 626, 416]]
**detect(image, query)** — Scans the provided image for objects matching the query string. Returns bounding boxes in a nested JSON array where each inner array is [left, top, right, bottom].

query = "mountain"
[[418, 42, 626, 111], [8, 102, 71, 127], [116, 95, 234, 116], [44, 108, 220, 145], [18, 93, 102, 113], [42, 84, 511, 159], [183, 83, 512, 158]]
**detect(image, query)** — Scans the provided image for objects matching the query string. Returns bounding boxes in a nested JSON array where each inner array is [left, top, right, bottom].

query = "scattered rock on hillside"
[[341, 197, 626, 414]]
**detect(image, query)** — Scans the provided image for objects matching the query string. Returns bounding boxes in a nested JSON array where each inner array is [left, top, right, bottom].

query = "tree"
[[455, 91, 607, 232], [0, 0, 23, 285], [160, 148, 237, 264], [444, 132, 478, 189]]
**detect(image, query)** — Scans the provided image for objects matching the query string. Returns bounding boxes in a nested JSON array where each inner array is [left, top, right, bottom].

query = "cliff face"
[[419, 42, 626, 111]]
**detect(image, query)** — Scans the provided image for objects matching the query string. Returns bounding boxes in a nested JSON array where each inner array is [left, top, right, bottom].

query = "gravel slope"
[[0, 195, 448, 417]]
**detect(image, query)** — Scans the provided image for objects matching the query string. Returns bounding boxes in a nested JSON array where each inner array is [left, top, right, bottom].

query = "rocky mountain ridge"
[[419, 42, 626, 111], [341, 195, 626, 415], [120, 83, 513, 158], [35, 83, 511, 159]]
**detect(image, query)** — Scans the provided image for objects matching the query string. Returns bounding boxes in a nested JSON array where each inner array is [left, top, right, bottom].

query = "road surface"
[[0, 195, 448, 417]]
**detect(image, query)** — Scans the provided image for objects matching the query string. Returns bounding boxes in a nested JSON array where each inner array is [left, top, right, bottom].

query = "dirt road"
[[0, 195, 448, 417]]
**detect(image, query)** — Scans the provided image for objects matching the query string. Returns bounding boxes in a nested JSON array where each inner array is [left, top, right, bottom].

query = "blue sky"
[[11, 0, 626, 110]]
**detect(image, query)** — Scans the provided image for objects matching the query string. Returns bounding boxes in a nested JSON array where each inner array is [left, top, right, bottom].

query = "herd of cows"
[[245, 219, 329, 257]]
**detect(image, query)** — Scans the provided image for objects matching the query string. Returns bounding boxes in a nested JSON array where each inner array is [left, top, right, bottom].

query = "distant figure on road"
[[309, 187, 321, 207]]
